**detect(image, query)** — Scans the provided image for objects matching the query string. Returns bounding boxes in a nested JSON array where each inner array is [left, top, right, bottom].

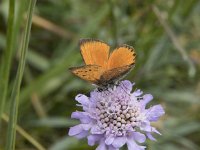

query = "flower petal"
[[132, 132, 146, 143], [112, 137, 127, 148], [120, 80, 133, 92], [105, 135, 115, 145], [74, 130, 88, 139], [146, 132, 156, 141], [108, 145, 119, 150], [71, 111, 91, 123], [146, 105, 165, 121], [91, 125, 104, 134], [127, 139, 146, 150], [133, 89, 143, 96], [96, 140, 107, 150], [68, 125, 84, 136], [140, 94, 153, 109], [88, 134, 103, 146], [68, 124, 91, 136], [152, 127, 161, 135], [140, 121, 151, 132], [75, 94, 89, 106]]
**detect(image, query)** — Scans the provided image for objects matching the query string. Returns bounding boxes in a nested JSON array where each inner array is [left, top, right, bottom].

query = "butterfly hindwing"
[[79, 39, 110, 69], [100, 64, 134, 84], [69, 65, 103, 84]]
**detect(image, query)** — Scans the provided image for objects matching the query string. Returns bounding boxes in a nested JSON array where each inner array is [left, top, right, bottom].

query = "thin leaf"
[[5, 0, 37, 149], [0, 0, 15, 126]]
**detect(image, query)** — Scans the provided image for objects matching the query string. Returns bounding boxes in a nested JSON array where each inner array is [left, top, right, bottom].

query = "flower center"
[[95, 99, 141, 136]]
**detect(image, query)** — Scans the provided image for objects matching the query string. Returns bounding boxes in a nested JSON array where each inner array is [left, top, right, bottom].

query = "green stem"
[[0, 0, 15, 127], [5, 0, 37, 149]]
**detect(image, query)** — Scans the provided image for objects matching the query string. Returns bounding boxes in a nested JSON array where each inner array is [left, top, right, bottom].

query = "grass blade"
[[0, 0, 15, 126], [0, 0, 28, 127], [5, 0, 37, 149]]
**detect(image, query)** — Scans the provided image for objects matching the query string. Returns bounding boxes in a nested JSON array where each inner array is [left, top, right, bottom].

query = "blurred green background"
[[0, 0, 200, 150]]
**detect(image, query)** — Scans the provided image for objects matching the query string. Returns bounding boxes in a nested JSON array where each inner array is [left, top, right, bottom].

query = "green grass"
[[0, 0, 200, 150], [0, 0, 15, 127], [1, 0, 37, 149]]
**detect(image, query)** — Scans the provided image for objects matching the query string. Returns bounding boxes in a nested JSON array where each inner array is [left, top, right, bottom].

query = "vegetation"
[[0, 0, 200, 150]]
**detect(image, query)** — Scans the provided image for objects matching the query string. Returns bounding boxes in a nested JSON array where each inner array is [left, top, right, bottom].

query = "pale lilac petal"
[[68, 124, 91, 136], [140, 94, 153, 109], [96, 140, 107, 150], [146, 132, 156, 141], [152, 127, 161, 135], [119, 80, 133, 92], [105, 135, 115, 145], [146, 128, 161, 141], [112, 137, 127, 148], [146, 105, 165, 121], [75, 94, 89, 105], [82, 124, 92, 130], [127, 140, 146, 150], [91, 125, 104, 134], [132, 132, 146, 143], [75, 130, 88, 139], [140, 121, 151, 132], [90, 91, 99, 100], [88, 135, 103, 146], [71, 111, 91, 123], [133, 89, 143, 96], [108, 145, 119, 150], [68, 124, 84, 136]]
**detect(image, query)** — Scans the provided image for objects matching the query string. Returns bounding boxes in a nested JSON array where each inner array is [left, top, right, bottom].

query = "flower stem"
[[0, 0, 15, 127], [5, 0, 37, 149]]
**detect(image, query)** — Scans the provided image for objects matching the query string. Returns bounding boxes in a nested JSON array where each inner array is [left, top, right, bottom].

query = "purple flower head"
[[68, 80, 165, 150]]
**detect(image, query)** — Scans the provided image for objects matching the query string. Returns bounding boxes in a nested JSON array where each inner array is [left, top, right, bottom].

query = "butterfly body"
[[69, 39, 136, 88]]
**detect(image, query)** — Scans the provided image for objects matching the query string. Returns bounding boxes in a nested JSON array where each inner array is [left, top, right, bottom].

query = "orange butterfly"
[[69, 39, 136, 87]]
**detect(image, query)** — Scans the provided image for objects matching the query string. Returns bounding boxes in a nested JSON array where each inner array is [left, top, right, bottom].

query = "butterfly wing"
[[100, 44, 136, 84], [69, 65, 103, 84], [100, 65, 134, 84], [107, 44, 136, 69], [79, 39, 110, 69]]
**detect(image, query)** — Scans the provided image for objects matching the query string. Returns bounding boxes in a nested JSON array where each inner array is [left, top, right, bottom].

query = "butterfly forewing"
[[107, 44, 136, 69], [69, 65, 103, 84], [79, 39, 110, 69]]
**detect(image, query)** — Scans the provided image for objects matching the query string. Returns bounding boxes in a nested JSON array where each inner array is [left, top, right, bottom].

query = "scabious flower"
[[68, 80, 165, 150]]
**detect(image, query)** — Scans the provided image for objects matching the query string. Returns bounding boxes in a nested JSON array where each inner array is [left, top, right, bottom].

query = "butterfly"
[[69, 39, 136, 88]]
